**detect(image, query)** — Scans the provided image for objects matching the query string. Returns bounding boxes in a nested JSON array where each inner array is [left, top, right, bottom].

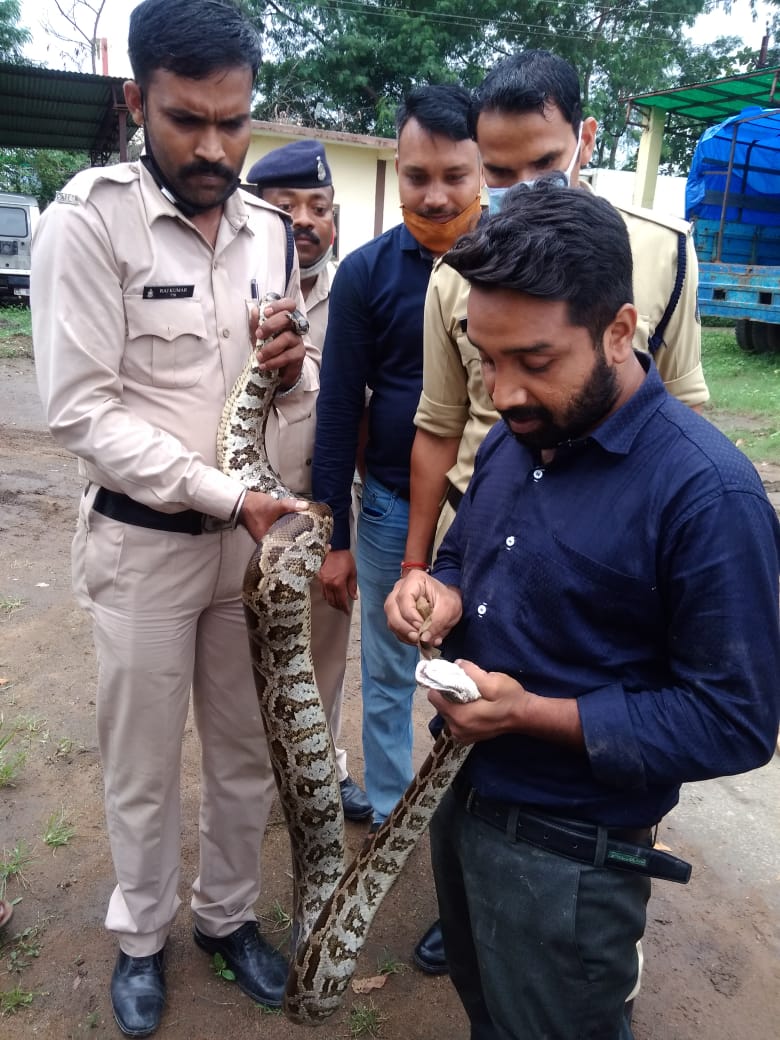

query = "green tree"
[[247, 0, 494, 135], [0, 148, 89, 207], [0, 0, 31, 61], [248, 0, 722, 165]]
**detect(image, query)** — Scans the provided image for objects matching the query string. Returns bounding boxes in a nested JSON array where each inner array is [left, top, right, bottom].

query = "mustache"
[[419, 208, 455, 220], [180, 160, 234, 181], [499, 406, 550, 424], [294, 228, 321, 246]]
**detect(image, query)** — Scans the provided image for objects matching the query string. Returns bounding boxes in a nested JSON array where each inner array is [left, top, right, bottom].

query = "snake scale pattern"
[[218, 301, 473, 1025]]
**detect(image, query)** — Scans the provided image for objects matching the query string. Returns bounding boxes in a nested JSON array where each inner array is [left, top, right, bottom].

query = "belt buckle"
[[201, 514, 233, 534]]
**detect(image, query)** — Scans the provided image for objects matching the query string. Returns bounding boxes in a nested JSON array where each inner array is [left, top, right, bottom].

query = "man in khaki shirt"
[[403, 49, 709, 986], [32, 1, 315, 1034], [247, 138, 372, 824]]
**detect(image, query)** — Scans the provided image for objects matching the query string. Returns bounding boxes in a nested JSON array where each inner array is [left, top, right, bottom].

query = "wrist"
[[400, 560, 430, 578], [230, 487, 248, 529], [275, 369, 304, 398]]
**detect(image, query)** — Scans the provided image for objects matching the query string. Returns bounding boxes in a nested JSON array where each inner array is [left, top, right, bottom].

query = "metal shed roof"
[[0, 62, 139, 163], [626, 65, 780, 124]]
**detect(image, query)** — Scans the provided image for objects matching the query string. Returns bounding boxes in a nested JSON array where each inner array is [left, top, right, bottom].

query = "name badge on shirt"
[[143, 285, 195, 300]]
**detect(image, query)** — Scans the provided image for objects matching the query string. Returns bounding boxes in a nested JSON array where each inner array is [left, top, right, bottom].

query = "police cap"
[[247, 139, 332, 190]]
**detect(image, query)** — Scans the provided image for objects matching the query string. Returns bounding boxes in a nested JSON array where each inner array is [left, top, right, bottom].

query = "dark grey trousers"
[[430, 787, 650, 1040]]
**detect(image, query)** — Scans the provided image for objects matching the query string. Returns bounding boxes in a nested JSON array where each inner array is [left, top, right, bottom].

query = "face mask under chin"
[[401, 196, 483, 255]]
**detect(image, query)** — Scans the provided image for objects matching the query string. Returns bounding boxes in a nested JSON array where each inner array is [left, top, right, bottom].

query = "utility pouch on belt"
[[602, 840, 692, 885]]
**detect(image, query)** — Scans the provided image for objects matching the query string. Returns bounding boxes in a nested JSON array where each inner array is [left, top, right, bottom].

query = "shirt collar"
[[587, 352, 667, 456], [304, 260, 336, 308], [138, 160, 250, 235]]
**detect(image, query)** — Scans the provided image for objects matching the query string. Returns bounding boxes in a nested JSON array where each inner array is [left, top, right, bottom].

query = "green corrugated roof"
[[0, 62, 139, 162], [626, 66, 780, 124]]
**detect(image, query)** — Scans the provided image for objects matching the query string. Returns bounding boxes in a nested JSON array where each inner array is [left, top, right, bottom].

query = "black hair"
[[128, 0, 262, 90], [469, 50, 583, 140], [395, 83, 472, 142], [444, 177, 633, 344]]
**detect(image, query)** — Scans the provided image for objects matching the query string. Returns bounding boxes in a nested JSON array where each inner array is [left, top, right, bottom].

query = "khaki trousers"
[[73, 487, 276, 956]]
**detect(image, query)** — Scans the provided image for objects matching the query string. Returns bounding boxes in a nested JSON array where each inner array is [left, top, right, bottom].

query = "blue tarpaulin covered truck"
[[685, 106, 780, 352]]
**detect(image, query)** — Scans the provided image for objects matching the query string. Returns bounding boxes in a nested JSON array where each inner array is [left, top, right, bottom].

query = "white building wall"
[[586, 168, 688, 219]]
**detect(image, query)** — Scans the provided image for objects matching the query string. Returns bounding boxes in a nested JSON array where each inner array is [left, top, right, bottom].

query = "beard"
[[143, 125, 240, 213], [500, 347, 620, 450]]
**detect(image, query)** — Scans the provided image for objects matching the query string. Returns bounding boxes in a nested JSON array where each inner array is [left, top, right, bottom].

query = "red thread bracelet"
[[400, 561, 429, 572]]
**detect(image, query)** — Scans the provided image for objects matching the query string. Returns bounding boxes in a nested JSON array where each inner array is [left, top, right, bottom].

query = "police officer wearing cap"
[[247, 139, 372, 823]]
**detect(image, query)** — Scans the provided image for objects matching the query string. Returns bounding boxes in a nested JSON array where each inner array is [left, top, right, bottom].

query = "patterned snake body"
[[219, 305, 473, 1025]]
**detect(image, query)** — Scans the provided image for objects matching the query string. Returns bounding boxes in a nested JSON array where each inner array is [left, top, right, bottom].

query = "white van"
[[0, 192, 39, 301]]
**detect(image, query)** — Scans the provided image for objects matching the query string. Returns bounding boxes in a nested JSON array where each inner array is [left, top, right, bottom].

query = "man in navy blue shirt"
[[386, 180, 780, 1040], [313, 87, 482, 838]]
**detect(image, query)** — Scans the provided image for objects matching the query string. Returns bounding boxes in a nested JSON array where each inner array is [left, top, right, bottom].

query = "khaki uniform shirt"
[[415, 201, 709, 497], [33, 162, 319, 521], [266, 261, 336, 495]]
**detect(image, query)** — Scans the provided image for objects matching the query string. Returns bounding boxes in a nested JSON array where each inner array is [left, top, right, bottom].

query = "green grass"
[[0, 842, 33, 895], [376, 948, 405, 975], [0, 720, 26, 789], [701, 328, 780, 464], [348, 1001, 387, 1037], [260, 899, 292, 933], [5, 924, 43, 973], [41, 808, 75, 849], [0, 304, 32, 359], [0, 984, 36, 1014]]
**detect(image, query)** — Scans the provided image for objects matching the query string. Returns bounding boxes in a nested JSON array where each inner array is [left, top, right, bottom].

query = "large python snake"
[[218, 297, 478, 1025]]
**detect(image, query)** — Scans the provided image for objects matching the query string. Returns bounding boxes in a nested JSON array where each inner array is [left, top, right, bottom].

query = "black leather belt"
[[446, 482, 464, 512], [92, 488, 232, 536], [454, 778, 691, 884]]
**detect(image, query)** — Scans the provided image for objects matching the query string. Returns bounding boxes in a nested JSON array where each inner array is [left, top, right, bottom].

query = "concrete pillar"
[[633, 106, 666, 209]]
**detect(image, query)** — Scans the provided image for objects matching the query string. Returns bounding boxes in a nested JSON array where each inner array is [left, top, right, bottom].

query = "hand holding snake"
[[219, 293, 482, 1025]]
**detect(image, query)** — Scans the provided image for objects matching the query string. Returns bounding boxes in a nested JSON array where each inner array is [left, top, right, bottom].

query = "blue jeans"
[[356, 472, 419, 823], [431, 787, 647, 1040]]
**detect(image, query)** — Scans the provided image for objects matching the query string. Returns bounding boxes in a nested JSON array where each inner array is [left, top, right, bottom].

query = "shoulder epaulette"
[[55, 163, 139, 205], [614, 201, 691, 236]]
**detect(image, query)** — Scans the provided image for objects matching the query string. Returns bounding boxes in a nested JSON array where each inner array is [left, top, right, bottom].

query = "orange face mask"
[[401, 195, 483, 255]]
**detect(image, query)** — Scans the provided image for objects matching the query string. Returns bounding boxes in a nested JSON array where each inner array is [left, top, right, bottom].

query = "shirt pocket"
[[546, 533, 659, 638], [123, 295, 209, 388]]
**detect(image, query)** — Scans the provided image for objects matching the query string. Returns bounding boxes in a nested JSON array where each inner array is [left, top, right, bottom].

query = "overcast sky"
[[17, 0, 777, 79]]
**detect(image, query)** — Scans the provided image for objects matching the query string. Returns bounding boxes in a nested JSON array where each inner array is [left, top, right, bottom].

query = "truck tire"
[[735, 320, 754, 352], [750, 322, 780, 353]]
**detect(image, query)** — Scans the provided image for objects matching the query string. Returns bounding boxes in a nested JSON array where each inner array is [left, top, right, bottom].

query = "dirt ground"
[[1, 351, 778, 1040]]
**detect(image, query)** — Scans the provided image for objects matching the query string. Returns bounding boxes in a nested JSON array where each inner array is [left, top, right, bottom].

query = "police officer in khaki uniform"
[[247, 139, 372, 822], [402, 50, 709, 987], [32, 1, 316, 1035]]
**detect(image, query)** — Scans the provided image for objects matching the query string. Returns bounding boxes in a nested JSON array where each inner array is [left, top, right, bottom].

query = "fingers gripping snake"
[[218, 299, 478, 1025]]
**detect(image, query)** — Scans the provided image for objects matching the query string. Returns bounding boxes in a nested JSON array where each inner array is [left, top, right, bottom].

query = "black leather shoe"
[[193, 922, 288, 1007], [339, 776, 372, 821], [413, 919, 448, 976], [110, 948, 166, 1037]]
